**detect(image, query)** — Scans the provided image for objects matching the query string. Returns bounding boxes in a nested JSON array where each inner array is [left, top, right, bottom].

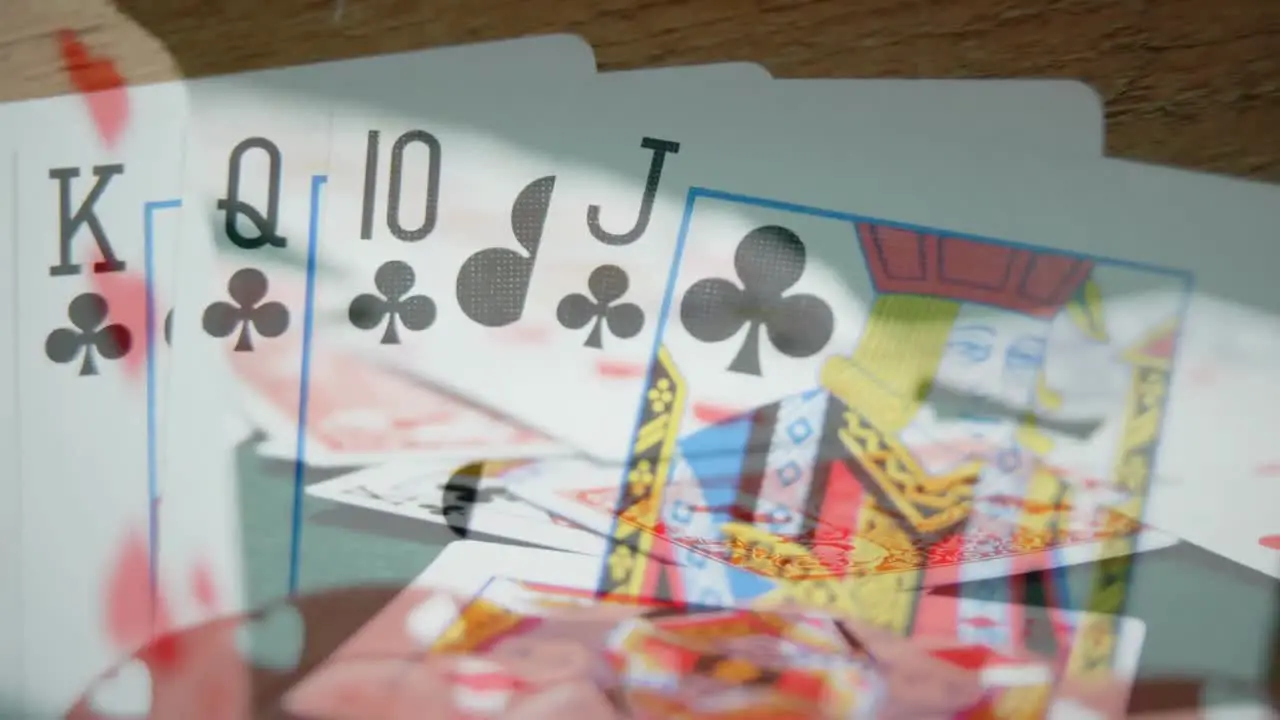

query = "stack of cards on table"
[[67, 542, 1177, 719], [3, 28, 1280, 718]]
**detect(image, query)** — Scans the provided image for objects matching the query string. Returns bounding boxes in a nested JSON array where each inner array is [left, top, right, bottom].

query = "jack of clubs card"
[[599, 189, 1190, 611]]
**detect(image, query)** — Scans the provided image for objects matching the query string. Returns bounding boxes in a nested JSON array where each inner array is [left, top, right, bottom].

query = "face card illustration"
[[13, 85, 184, 715], [592, 185, 1191, 618], [509, 450, 1175, 607]]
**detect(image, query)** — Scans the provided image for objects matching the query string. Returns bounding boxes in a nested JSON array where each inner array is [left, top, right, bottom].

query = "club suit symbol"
[[557, 264, 645, 349], [202, 268, 289, 351], [348, 260, 436, 344], [455, 176, 555, 327], [46, 292, 133, 376], [680, 225, 833, 376]]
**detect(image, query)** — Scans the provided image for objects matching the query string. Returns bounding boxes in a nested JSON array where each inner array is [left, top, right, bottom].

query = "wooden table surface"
[[1, 0, 1277, 181]]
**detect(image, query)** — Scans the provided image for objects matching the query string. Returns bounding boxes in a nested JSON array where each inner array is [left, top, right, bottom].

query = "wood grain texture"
[[1, 0, 1277, 181]]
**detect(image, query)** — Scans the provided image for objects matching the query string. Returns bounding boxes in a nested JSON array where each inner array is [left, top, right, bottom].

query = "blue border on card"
[[597, 186, 1195, 620], [288, 174, 327, 597], [143, 199, 180, 610]]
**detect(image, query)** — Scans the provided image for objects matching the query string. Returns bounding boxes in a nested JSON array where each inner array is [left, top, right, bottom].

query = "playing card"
[[409, 542, 1149, 716], [303, 459, 604, 552], [168, 65, 337, 610], [11, 84, 188, 714], [236, 327, 570, 467]]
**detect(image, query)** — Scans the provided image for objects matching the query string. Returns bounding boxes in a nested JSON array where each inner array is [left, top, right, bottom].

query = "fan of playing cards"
[[3, 29, 1279, 720]]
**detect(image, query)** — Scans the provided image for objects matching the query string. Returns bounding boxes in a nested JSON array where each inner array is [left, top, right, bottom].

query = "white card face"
[[171, 77, 334, 608], [29, 80, 253, 671], [13, 86, 184, 715], [315, 76, 1112, 464], [304, 460, 605, 553], [1144, 312, 1280, 578]]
